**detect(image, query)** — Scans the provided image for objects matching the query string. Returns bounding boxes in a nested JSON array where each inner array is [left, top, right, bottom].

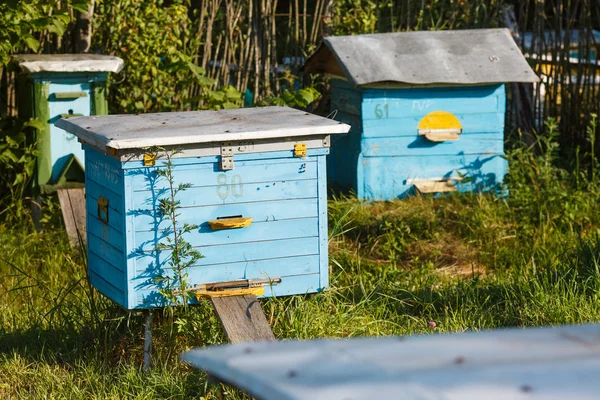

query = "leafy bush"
[[94, 0, 243, 113], [0, 117, 39, 220], [0, 0, 90, 65]]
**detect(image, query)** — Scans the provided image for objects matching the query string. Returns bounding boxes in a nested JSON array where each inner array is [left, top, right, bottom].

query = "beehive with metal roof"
[[11, 54, 123, 194], [304, 28, 539, 199], [54, 107, 350, 309]]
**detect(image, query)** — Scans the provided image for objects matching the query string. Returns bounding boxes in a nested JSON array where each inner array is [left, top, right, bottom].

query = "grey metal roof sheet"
[[11, 54, 124, 73], [182, 323, 600, 400], [304, 28, 539, 86]]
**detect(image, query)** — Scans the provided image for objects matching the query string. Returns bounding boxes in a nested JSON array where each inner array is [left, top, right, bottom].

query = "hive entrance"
[[417, 111, 463, 142]]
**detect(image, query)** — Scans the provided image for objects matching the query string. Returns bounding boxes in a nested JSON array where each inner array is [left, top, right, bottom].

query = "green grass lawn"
[[2, 134, 600, 398]]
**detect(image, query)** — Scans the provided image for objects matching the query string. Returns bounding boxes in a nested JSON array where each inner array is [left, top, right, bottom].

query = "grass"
[[3, 129, 600, 398]]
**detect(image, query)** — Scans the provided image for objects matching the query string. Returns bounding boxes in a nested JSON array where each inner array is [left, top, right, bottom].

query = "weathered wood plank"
[[57, 188, 86, 248], [211, 295, 275, 343]]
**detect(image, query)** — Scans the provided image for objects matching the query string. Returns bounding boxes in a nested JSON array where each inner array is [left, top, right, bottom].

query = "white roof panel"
[[54, 106, 350, 151], [182, 324, 600, 400], [11, 54, 124, 74]]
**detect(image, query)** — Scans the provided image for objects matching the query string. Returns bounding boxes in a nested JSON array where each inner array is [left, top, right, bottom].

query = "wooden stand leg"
[[31, 194, 43, 230], [57, 188, 87, 248], [210, 295, 275, 343], [144, 310, 153, 371]]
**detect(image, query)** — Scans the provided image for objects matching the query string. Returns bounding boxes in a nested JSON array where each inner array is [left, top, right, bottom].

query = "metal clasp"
[[143, 153, 156, 166], [294, 142, 307, 158], [220, 143, 234, 170]]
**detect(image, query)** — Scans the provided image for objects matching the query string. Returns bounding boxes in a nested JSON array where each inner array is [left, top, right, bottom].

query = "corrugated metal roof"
[[304, 28, 539, 86], [11, 54, 124, 73], [182, 324, 600, 400], [54, 106, 350, 151]]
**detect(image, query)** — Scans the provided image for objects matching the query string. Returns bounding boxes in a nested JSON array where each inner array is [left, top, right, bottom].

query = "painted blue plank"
[[133, 197, 318, 232], [130, 157, 317, 192], [262, 273, 321, 297], [331, 87, 363, 116], [362, 112, 505, 137], [132, 236, 319, 271], [135, 272, 322, 308], [86, 184, 125, 233], [49, 81, 90, 181], [362, 154, 508, 200], [361, 136, 504, 157], [356, 153, 366, 199], [135, 217, 319, 250], [132, 254, 319, 291], [123, 172, 137, 310], [88, 232, 125, 270], [88, 251, 125, 288], [132, 178, 317, 209], [328, 131, 361, 192], [88, 270, 126, 308], [362, 85, 505, 119], [87, 212, 125, 251], [122, 149, 329, 170], [85, 149, 124, 195], [317, 155, 328, 289]]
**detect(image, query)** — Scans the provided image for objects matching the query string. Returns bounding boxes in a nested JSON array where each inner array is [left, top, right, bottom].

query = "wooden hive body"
[[304, 29, 540, 200], [12, 54, 123, 193], [55, 107, 350, 309], [328, 80, 508, 199]]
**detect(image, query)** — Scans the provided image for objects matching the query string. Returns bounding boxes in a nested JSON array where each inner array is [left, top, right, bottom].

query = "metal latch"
[[220, 143, 234, 170], [294, 142, 307, 158]]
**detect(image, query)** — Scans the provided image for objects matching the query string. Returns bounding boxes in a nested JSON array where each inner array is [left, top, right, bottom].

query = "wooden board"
[[183, 323, 600, 400], [57, 188, 86, 248], [211, 295, 275, 343]]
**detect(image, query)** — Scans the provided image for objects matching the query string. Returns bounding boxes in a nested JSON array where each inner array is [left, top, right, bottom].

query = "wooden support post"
[[210, 295, 276, 343], [57, 188, 87, 248], [144, 310, 153, 371]]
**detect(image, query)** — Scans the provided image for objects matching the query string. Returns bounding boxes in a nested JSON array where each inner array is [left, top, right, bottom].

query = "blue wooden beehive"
[[304, 28, 539, 200], [11, 54, 123, 193], [55, 107, 350, 309]]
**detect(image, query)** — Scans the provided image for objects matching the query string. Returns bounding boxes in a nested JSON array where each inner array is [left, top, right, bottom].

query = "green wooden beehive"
[[11, 54, 123, 194]]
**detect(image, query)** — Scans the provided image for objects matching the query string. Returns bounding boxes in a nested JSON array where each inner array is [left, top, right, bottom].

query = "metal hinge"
[[220, 143, 234, 170]]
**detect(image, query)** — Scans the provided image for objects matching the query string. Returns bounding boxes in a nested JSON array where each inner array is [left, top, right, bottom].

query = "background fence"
[[2, 0, 600, 154]]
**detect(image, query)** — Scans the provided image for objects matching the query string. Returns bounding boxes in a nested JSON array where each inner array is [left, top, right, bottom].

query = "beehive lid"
[[182, 323, 600, 400], [54, 106, 351, 151], [303, 28, 540, 86], [11, 54, 124, 73]]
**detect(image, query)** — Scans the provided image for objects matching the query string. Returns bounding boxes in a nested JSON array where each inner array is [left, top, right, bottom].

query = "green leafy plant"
[[149, 148, 202, 307], [259, 73, 322, 108], [94, 0, 243, 113], [0, 0, 90, 65], [587, 113, 597, 182], [0, 116, 40, 220]]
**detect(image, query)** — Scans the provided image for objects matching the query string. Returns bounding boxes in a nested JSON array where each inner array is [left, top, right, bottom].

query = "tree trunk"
[[74, 1, 94, 53]]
